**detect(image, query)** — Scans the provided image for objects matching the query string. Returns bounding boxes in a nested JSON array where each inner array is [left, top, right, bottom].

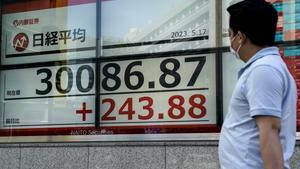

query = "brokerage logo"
[[13, 33, 29, 52], [13, 18, 39, 27]]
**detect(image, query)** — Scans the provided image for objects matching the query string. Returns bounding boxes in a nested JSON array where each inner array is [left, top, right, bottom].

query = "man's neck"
[[240, 44, 266, 63]]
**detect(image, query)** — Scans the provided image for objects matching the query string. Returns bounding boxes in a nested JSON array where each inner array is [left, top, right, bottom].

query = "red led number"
[[101, 98, 116, 121], [189, 94, 207, 119], [101, 94, 207, 121], [119, 98, 135, 120], [168, 95, 185, 119], [138, 97, 154, 120]]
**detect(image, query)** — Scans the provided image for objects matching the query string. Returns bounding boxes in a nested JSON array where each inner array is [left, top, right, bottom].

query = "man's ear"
[[238, 31, 247, 44]]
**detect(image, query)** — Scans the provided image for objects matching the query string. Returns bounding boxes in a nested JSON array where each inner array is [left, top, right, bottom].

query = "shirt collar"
[[238, 46, 280, 78]]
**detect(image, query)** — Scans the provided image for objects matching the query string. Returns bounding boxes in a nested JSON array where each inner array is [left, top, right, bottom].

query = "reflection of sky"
[[101, 0, 183, 38]]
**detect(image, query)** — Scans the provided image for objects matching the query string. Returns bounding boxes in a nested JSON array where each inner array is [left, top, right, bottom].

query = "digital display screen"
[[1, 2, 96, 65]]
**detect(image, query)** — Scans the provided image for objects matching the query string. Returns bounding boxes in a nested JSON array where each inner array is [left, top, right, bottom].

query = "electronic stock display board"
[[0, 0, 219, 138]]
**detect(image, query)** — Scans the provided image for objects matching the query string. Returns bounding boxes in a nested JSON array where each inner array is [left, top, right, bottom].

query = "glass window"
[[101, 0, 216, 57], [99, 0, 219, 135], [222, 52, 244, 118], [0, 0, 97, 138], [99, 53, 218, 134], [0, 0, 220, 141], [1, 0, 97, 65]]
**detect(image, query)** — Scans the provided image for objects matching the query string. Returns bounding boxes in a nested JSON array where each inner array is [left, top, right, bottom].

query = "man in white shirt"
[[219, 0, 297, 169]]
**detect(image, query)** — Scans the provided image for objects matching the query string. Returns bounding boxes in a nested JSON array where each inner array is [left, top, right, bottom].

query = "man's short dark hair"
[[227, 0, 278, 46]]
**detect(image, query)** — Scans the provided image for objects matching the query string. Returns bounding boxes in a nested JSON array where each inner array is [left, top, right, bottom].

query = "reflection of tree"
[[103, 36, 124, 45], [102, 36, 134, 56], [102, 32, 142, 46]]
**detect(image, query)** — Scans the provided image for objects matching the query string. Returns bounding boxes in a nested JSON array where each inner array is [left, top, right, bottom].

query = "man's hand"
[[255, 115, 284, 169]]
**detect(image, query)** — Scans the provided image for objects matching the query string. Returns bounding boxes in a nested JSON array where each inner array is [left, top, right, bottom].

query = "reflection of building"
[[135, 0, 209, 52], [103, 0, 211, 56]]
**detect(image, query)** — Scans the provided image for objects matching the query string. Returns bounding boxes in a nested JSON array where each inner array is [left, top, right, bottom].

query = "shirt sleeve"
[[245, 65, 284, 118]]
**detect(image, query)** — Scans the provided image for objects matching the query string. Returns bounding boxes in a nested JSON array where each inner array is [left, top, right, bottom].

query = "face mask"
[[230, 34, 242, 60]]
